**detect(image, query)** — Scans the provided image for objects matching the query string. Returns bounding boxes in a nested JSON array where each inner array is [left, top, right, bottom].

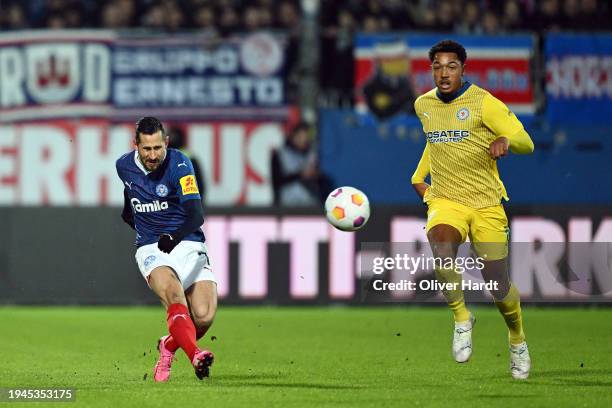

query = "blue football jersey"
[[116, 148, 205, 247]]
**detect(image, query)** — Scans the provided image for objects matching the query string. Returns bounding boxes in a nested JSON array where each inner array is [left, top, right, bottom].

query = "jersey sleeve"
[[411, 142, 430, 184], [172, 156, 202, 203], [482, 93, 534, 154], [115, 160, 124, 182], [413, 97, 426, 132]]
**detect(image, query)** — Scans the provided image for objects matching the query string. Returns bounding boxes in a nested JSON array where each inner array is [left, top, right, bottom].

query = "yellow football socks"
[[435, 267, 471, 323], [494, 283, 525, 344]]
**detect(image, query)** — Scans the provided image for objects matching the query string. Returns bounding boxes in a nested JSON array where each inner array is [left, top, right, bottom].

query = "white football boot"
[[452, 313, 475, 363], [510, 341, 531, 379]]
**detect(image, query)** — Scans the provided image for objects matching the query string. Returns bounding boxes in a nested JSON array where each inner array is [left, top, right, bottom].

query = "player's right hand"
[[158, 233, 179, 253], [489, 137, 510, 159]]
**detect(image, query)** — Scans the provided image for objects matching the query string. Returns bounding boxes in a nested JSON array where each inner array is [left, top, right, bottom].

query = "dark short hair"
[[289, 121, 311, 138], [428, 40, 467, 65], [135, 116, 166, 144]]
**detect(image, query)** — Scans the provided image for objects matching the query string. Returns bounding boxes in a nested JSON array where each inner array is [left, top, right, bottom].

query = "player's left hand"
[[489, 137, 510, 159], [158, 233, 179, 253]]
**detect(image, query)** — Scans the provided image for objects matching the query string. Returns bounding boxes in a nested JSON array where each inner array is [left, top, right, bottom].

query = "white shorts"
[[135, 240, 216, 291]]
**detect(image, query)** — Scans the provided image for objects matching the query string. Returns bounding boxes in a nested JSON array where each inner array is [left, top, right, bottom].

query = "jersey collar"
[[133, 151, 150, 175], [436, 81, 471, 103], [134, 150, 169, 175]]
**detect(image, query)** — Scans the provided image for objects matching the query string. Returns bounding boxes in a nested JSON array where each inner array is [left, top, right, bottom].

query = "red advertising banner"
[[0, 121, 285, 206], [354, 34, 535, 116]]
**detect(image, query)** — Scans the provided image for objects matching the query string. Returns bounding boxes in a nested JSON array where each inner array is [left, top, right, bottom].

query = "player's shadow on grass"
[[220, 373, 285, 381], [216, 374, 361, 390], [222, 382, 361, 390], [528, 368, 612, 387], [476, 394, 539, 399]]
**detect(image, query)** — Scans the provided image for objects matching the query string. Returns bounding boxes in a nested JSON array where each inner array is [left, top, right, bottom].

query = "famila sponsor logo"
[[131, 198, 169, 213]]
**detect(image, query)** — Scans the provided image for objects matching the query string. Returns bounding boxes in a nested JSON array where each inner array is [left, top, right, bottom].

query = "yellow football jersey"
[[411, 83, 534, 209]]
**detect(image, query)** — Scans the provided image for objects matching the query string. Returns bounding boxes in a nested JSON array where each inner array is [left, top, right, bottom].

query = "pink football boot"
[[153, 336, 175, 382], [191, 349, 214, 379]]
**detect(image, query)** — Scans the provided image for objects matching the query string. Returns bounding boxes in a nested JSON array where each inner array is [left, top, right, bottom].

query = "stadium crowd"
[[1, 0, 609, 105], [2, 0, 610, 33]]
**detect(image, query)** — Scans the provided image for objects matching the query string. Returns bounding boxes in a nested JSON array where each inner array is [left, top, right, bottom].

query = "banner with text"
[[354, 34, 535, 120], [0, 207, 610, 304], [545, 33, 612, 123], [0, 121, 284, 206], [0, 30, 288, 122]]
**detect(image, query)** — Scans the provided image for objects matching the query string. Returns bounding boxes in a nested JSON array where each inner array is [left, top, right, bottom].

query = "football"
[[324, 186, 371, 231]]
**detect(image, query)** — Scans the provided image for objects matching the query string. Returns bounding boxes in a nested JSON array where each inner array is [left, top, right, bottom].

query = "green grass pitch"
[[2, 306, 611, 407]]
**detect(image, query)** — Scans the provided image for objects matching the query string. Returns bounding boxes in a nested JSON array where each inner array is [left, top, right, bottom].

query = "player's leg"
[[161, 241, 217, 379], [472, 205, 530, 379], [185, 280, 217, 340], [480, 258, 525, 344], [185, 281, 217, 379], [428, 224, 469, 321], [425, 198, 474, 363], [148, 266, 199, 362], [135, 245, 199, 381], [426, 199, 471, 323]]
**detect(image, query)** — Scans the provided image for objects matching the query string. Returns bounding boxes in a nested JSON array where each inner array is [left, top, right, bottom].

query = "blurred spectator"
[[382, 0, 413, 30], [435, 0, 455, 32], [168, 126, 207, 201], [277, 1, 300, 33], [193, 5, 218, 35], [162, 0, 186, 32], [362, 15, 380, 33], [1, 3, 29, 30], [320, 7, 356, 104], [502, 0, 524, 32], [361, 39, 415, 119], [482, 10, 501, 35], [578, 0, 608, 30], [271, 122, 330, 206], [139, 0, 184, 31], [101, 0, 135, 28], [526, 0, 563, 33], [242, 5, 262, 32], [218, 6, 239, 36], [45, 12, 67, 29], [456, 1, 481, 34], [141, 3, 166, 30], [413, 6, 437, 31], [258, 7, 274, 28]]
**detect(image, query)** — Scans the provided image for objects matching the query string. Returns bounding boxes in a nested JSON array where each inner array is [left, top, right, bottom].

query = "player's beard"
[[145, 160, 160, 171], [140, 151, 166, 171]]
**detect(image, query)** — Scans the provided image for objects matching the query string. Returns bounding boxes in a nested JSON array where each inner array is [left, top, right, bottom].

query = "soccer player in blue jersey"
[[116, 117, 216, 382]]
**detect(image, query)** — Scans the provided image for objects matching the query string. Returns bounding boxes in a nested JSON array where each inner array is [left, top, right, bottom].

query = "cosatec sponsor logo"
[[426, 130, 469, 143], [131, 198, 168, 212]]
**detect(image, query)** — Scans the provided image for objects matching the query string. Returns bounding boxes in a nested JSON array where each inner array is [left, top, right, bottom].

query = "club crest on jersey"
[[155, 184, 169, 197], [131, 198, 168, 213], [456, 108, 470, 120], [144, 255, 156, 268]]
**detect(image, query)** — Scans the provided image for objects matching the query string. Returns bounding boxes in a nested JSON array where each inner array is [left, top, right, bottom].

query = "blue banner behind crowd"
[[319, 109, 612, 204], [545, 33, 612, 124], [0, 30, 288, 122]]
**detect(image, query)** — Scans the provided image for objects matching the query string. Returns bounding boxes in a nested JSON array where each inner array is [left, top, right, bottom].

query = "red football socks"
[[164, 336, 179, 353], [166, 303, 198, 360]]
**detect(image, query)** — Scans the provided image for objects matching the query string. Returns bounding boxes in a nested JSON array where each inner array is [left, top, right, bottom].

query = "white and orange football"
[[324, 186, 370, 231]]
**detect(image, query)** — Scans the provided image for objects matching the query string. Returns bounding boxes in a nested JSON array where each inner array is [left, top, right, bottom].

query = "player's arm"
[[158, 200, 204, 253], [482, 93, 535, 159], [158, 158, 204, 253], [411, 142, 430, 199], [121, 189, 135, 230]]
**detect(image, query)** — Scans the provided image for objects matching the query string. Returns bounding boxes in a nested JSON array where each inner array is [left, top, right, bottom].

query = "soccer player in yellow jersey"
[[411, 40, 534, 379]]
